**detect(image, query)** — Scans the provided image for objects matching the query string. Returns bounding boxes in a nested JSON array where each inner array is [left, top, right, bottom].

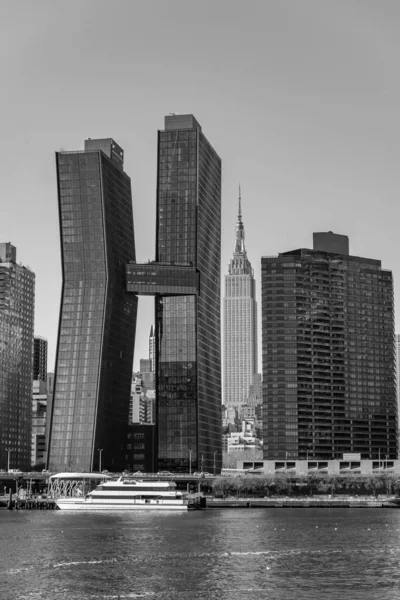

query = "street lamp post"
[[385, 455, 388, 472], [189, 449, 192, 475], [98, 448, 103, 473], [213, 451, 217, 476], [378, 448, 381, 470]]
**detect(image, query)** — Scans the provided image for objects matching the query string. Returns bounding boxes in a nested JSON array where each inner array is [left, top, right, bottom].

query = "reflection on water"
[[1, 508, 400, 600]]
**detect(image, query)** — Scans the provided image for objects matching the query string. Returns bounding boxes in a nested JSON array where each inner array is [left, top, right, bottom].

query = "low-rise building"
[[236, 458, 400, 476]]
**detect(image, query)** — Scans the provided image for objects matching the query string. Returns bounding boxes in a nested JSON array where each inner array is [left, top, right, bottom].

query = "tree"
[[212, 477, 230, 498], [327, 476, 341, 496], [316, 478, 331, 494], [306, 471, 320, 495], [364, 475, 384, 498], [342, 475, 360, 495], [392, 476, 400, 496], [31, 462, 45, 472], [232, 477, 247, 497], [258, 474, 275, 497], [274, 475, 288, 496], [380, 473, 397, 497]]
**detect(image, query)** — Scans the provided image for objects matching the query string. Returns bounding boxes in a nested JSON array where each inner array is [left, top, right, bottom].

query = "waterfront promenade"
[[208, 495, 400, 508], [2, 493, 399, 510]]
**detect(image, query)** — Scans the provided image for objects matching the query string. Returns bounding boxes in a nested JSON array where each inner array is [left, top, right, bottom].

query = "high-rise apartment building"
[[223, 192, 258, 408], [0, 243, 35, 471], [129, 374, 155, 425], [139, 358, 155, 393], [396, 334, 400, 428], [262, 232, 397, 461], [32, 367, 53, 468], [32, 379, 47, 466], [126, 114, 222, 473], [48, 139, 138, 472], [33, 336, 47, 381]]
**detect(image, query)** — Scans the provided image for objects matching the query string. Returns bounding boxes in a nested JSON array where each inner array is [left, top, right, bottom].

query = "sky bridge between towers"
[[126, 262, 199, 296]]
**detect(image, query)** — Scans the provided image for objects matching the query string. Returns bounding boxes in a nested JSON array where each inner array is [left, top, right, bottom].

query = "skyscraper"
[[149, 325, 155, 372], [33, 336, 47, 381], [127, 114, 222, 473], [48, 139, 138, 472], [261, 232, 397, 461], [223, 190, 258, 409], [32, 379, 48, 467], [396, 334, 400, 427], [0, 243, 35, 471]]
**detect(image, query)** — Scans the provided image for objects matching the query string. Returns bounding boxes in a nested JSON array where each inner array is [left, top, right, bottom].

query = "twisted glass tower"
[[48, 139, 137, 472]]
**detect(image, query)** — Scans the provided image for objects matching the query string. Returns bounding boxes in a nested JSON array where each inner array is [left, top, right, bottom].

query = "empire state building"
[[223, 191, 258, 409]]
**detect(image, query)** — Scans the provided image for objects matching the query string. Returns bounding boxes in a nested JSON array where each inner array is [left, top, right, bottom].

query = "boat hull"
[[56, 499, 190, 511]]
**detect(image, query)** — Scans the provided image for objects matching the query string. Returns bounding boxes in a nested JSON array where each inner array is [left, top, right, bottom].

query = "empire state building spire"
[[229, 186, 252, 276], [234, 184, 246, 255]]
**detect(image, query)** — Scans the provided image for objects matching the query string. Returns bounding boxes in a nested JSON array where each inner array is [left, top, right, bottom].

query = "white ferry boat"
[[49, 473, 193, 511]]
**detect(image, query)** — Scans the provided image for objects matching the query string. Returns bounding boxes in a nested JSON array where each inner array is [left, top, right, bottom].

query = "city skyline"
[[3, 3, 400, 597], [3, 2, 400, 376]]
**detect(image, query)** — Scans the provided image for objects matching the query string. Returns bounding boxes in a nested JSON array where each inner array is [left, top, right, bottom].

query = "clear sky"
[[1, 0, 400, 372]]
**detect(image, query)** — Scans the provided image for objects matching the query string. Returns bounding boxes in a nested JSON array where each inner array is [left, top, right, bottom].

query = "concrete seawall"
[[207, 497, 400, 508]]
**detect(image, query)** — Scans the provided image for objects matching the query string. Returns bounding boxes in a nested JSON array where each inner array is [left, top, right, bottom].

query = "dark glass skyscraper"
[[48, 139, 137, 472], [0, 243, 35, 471], [262, 232, 397, 461], [33, 336, 47, 381], [127, 114, 222, 473]]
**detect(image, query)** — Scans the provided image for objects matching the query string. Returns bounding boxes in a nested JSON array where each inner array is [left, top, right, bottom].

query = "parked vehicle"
[[8, 469, 22, 475]]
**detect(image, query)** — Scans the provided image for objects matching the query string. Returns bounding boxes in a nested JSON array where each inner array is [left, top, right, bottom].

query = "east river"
[[1, 507, 400, 600]]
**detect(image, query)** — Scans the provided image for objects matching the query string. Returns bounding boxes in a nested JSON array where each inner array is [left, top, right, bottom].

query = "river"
[[1, 507, 400, 600]]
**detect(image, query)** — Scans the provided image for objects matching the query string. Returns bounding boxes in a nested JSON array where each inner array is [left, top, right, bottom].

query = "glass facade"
[[155, 115, 222, 473], [48, 140, 137, 472], [33, 336, 47, 381], [126, 263, 199, 295], [262, 240, 398, 461], [0, 244, 35, 471]]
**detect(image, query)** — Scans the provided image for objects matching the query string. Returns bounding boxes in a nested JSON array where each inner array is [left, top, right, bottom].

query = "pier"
[[0, 495, 57, 510]]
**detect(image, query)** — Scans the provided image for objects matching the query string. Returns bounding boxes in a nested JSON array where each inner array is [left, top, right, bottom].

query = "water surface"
[[1, 508, 400, 600]]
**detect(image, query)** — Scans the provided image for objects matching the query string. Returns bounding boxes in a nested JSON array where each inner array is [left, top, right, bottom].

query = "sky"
[[1, 0, 400, 372]]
